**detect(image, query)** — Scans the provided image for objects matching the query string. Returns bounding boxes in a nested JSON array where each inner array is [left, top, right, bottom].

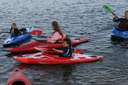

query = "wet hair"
[[12, 23, 16, 26], [64, 35, 72, 47], [12, 80, 25, 85], [52, 21, 64, 37], [11, 23, 18, 29]]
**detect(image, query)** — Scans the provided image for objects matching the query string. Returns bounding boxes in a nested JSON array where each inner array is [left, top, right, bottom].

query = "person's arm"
[[10, 28, 12, 33], [113, 17, 126, 23], [113, 16, 120, 22], [10, 28, 14, 34], [52, 48, 64, 54]]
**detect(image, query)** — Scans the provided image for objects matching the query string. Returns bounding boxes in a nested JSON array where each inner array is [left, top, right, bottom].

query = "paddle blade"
[[74, 49, 81, 54], [30, 30, 42, 36], [74, 49, 85, 54], [103, 4, 113, 13]]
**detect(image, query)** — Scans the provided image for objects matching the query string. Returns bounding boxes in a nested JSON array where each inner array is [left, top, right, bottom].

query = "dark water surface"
[[0, 0, 128, 85]]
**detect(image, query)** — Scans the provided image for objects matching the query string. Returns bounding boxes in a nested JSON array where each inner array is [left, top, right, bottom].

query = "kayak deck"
[[3, 34, 32, 48], [7, 37, 89, 54], [14, 52, 103, 65]]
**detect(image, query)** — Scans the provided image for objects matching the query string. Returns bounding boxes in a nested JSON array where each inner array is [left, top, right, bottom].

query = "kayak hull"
[[14, 52, 103, 65], [7, 68, 32, 85], [3, 34, 32, 48], [111, 27, 128, 41], [7, 37, 89, 54], [3, 28, 42, 48]]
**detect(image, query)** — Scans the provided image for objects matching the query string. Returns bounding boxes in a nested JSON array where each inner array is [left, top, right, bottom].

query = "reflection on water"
[[61, 65, 75, 85]]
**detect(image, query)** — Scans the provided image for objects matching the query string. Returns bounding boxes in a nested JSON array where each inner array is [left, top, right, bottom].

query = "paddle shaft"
[[0, 32, 10, 34], [111, 11, 119, 18], [103, 5, 119, 18]]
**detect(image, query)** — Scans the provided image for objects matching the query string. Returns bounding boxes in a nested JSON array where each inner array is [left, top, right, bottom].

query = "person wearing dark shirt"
[[10, 23, 21, 37], [52, 36, 73, 58], [113, 10, 128, 31]]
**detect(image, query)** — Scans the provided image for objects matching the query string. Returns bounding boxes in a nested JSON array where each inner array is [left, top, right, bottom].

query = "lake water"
[[0, 0, 128, 85]]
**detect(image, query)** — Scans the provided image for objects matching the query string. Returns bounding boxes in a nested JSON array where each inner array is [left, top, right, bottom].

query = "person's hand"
[[112, 13, 118, 19]]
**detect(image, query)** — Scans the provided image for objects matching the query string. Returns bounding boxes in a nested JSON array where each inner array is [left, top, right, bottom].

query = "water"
[[0, 0, 128, 85]]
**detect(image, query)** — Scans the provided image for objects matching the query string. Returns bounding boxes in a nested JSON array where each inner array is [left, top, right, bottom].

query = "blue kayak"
[[111, 27, 128, 41], [3, 34, 32, 47]]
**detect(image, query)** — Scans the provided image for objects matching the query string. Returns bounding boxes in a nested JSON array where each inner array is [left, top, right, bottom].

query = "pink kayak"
[[7, 68, 32, 85], [14, 52, 103, 65], [7, 37, 89, 54]]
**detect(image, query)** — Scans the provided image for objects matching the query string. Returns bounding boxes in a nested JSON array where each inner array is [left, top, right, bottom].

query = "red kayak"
[[14, 52, 103, 65], [7, 37, 89, 54], [7, 68, 32, 85]]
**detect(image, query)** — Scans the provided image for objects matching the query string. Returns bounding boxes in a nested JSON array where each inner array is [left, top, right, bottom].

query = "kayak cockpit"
[[12, 80, 25, 85]]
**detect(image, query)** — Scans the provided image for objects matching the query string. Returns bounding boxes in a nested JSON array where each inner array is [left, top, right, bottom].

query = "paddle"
[[0, 32, 10, 34], [31, 29, 43, 36], [0, 29, 44, 43], [34, 47, 49, 51], [35, 46, 86, 54], [103, 4, 118, 18], [26, 25, 44, 38], [74, 49, 86, 54], [0, 29, 42, 35]]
